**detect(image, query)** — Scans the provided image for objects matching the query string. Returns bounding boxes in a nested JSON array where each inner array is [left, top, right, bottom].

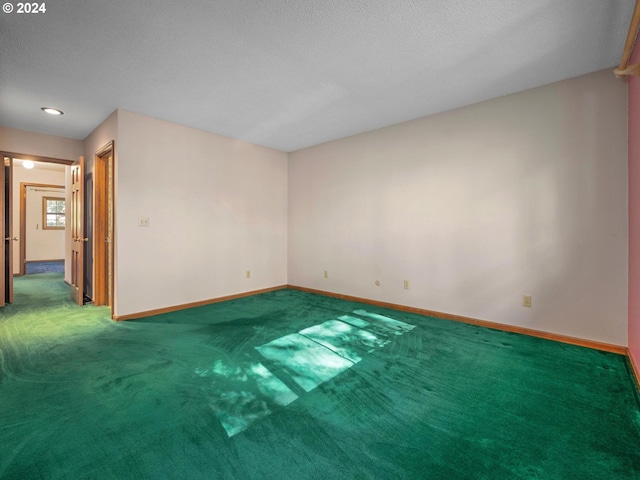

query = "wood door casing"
[[6, 157, 13, 303], [1, 156, 5, 307], [1, 156, 15, 306], [94, 141, 114, 310], [0, 152, 73, 307]]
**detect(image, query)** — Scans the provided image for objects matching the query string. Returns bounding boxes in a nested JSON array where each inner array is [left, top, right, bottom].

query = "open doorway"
[[15, 158, 67, 276], [12, 157, 70, 281], [1, 148, 115, 313], [0, 153, 72, 307], [21, 183, 66, 275]]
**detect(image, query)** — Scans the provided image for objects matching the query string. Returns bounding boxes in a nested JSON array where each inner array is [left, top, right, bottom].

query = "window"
[[43, 197, 66, 230]]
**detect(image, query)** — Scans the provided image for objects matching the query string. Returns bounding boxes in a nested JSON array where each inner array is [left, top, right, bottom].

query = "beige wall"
[[83, 110, 118, 176], [288, 69, 629, 346], [1, 70, 630, 348], [115, 110, 288, 317], [628, 44, 640, 369], [0, 126, 82, 161]]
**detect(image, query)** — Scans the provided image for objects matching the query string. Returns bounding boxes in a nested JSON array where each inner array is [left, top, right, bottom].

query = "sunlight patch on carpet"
[[352, 310, 416, 335], [196, 360, 298, 437], [197, 310, 416, 437], [256, 333, 356, 392], [299, 319, 388, 361]]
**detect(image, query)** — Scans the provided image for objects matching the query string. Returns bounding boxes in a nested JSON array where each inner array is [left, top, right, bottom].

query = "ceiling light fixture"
[[23, 160, 35, 169], [41, 107, 64, 115]]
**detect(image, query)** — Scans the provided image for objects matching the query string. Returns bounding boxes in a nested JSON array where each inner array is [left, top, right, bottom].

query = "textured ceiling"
[[0, 0, 635, 152]]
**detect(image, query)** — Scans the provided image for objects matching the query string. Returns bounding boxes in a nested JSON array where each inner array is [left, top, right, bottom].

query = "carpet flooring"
[[24, 260, 64, 275], [1, 273, 639, 479]]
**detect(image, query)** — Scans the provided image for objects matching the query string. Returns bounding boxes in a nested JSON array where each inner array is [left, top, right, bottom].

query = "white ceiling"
[[0, 0, 634, 152]]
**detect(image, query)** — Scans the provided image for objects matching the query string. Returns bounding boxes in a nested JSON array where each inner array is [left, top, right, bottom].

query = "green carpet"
[[1, 273, 639, 479]]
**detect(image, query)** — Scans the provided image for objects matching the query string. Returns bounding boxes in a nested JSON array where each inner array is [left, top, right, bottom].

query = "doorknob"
[[82, 238, 89, 242], [4, 237, 18, 241]]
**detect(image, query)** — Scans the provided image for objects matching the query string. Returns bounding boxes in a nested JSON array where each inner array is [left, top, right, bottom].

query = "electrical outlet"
[[404, 280, 410, 290], [324, 270, 328, 279], [138, 216, 150, 227], [246, 270, 251, 279], [522, 295, 532, 307]]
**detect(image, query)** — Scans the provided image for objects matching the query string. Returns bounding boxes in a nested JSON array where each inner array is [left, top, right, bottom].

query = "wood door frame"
[[0, 152, 70, 306], [19, 183, 65, 276], [6, 158, 12, 303], [1, 156, 6, 306], [0, 150, 115, 311], [93, 141, 115, 310], [1, 152, 73, 166]]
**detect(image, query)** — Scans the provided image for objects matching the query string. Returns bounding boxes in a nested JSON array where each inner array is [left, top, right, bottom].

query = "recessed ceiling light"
[[23, 160, 35, 169], [41, 107, 64, 115]]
